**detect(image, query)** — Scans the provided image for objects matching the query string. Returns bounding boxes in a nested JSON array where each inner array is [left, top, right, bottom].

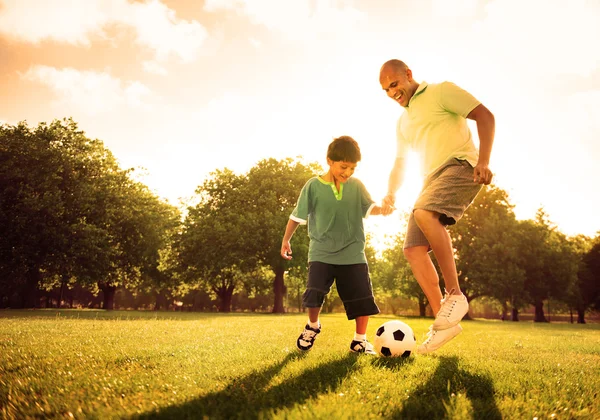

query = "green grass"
[[1, 310, 599, 419]]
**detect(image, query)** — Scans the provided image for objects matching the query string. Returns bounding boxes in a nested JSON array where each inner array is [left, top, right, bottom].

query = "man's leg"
[[413, 208, 468, 331], [412, 209, 461, 295], [403, 245, 443, 314]]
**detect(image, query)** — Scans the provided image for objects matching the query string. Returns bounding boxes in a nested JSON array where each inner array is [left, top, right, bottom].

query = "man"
[[380, 59, 495, 354]]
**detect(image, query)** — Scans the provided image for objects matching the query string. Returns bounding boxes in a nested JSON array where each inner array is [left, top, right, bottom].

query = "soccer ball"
[[374, 320, 416, 357]]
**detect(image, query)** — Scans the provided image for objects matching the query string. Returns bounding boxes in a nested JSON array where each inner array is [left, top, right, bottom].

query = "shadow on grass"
[[370, 354, 416, 370], [134, 351, 361, 420], [394, 356, 502, 419]]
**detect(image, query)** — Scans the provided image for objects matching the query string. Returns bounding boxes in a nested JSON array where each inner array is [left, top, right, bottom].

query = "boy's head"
[[327, 135, 361, 163], [326, 136, 361, 184]]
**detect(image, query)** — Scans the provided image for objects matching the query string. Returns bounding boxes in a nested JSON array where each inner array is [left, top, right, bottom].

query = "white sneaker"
[[432, 290, 469, 330], [297, 323, 321, 351], [349, 340, 377, 355], [416, 324, 463, 354]]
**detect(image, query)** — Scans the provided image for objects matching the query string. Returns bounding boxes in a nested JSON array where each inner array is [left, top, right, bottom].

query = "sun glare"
[[363, 151, 422, 252]]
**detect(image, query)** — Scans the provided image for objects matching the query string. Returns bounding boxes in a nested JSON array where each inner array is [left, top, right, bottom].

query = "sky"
[[1, 0, 599, 244]]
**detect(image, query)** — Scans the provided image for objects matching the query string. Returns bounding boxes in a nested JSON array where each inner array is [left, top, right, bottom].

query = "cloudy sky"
[[1, 0, 599, 242]]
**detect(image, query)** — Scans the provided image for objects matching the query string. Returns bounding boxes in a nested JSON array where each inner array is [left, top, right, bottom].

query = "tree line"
[[1, 119, 599, 322]]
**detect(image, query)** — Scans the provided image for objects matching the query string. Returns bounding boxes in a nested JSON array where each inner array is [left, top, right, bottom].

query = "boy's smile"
[[326, 159, 357, 185]]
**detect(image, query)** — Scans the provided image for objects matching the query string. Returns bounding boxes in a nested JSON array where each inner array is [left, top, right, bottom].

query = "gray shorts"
[[404, 158, 482, 249], [303, 262, 380, 320]]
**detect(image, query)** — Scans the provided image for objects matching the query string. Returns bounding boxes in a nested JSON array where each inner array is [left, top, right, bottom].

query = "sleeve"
[[356, 179, 376, 218], [395, 115, 408, 159], [439, 81, 481, 118], [290, 179, 312, 225]]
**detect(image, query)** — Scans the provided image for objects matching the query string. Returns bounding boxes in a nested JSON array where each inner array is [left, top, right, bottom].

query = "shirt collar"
[[407, 81, 428, 107]]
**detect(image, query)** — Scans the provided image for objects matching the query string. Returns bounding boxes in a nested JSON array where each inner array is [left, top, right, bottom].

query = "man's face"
[[380, 66, 415, 107], [327, 159, 357, 184]]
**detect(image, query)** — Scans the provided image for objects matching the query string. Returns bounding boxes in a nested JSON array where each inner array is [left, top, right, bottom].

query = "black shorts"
[[303, 261, 380, 320]]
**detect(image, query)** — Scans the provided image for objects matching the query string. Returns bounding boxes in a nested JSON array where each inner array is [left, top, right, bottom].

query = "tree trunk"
[[534, 300, 548, 322], [154, 292, 168, 311], [418, 300, 427, 317], [511, 307, 519, 321], [272, 266, 287, 314], [59, 275, 68, 308], [569, 308, 574, 324], [501, 302, 509, 321], [217, 285, 234, 312], [22, 269, 41, 308], [577, 306, 586, 324], [98, 283, 117, 310]]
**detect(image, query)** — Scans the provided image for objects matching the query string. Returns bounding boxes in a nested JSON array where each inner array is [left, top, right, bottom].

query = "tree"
[[176, 169, 248, 312], [375, 227, 429, 316], [573, 234, 600, 323], [0, 119, 179, 309], [516, 210, 579, 322], [240, 158, 320, 313], [449, 185, 526, 320]]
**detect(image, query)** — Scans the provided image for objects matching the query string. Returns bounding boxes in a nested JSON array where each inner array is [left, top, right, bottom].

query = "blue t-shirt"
[[290, 176, 375, 264]]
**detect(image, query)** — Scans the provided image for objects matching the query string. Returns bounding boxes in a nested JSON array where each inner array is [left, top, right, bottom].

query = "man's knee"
[[413, 209, 439, 226], [403, 245, 429, 263]]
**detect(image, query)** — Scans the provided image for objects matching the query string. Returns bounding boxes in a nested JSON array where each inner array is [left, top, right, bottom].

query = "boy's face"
[[327, 159, 357, 183]]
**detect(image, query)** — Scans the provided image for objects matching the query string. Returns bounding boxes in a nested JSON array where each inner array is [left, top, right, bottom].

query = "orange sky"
[[1, 0, 599, 241]]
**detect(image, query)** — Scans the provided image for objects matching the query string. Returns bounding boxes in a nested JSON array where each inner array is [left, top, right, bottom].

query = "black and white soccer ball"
[[374, 320, 416, 357]]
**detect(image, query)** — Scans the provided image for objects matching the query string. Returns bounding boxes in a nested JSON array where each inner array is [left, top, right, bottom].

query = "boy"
[[280, 135, 388, 354]]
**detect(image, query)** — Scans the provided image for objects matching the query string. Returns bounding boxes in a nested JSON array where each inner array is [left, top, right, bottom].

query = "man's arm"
[[467, 104, 495, 185], [383, 157, 406, 212]]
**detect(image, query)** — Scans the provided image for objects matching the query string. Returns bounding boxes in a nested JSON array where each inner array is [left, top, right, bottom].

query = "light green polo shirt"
[[290, 176, 375, 265], [396, 81, 481, 177]]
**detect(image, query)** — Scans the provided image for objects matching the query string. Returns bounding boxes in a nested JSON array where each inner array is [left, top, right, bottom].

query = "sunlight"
[[363, 151, 422, 252]]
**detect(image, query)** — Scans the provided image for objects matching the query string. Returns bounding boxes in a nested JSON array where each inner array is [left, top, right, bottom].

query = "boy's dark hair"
[[327, 135, 361, 163]]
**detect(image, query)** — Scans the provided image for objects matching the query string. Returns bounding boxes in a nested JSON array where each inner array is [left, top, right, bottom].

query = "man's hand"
[[281, 241, 293, 260], [381, 193, 396, 215], [473, 163, 493, 185]]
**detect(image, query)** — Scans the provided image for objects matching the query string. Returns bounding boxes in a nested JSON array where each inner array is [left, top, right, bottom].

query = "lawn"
[[1, 310, 599, 419]]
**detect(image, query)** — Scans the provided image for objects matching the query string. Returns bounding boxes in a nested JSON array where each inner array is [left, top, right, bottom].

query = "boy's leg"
[[334, 264, 379, 354], [297, 262, 333, 351], [354, 315, 368, 335], [297, 307, 322, 351], [350, 315, 376, 354], [307, 307, 321, 324]]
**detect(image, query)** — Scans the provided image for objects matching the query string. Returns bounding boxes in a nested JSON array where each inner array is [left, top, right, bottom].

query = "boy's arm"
[[369, 205, 385, 216], [467, 103, 495, 185], [281, 218, 301, 260]]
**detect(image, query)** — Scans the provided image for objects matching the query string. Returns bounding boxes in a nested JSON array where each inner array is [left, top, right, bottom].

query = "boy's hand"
[[381, 193, 396, 215], [281, 242, 293, 260]]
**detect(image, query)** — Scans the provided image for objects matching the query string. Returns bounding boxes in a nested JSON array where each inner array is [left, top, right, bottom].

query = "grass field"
[[1, 310, 599, 419]]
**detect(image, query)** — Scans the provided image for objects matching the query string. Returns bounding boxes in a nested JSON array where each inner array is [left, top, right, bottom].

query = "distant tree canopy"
[[1, 118, 598, 321], [0, 119, 179, 309], [176, 157, 320, 312]]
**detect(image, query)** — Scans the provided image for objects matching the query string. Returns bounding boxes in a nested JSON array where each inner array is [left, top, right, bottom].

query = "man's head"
[[326, 135, 361, 183], [379, 59, 419, 107]]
